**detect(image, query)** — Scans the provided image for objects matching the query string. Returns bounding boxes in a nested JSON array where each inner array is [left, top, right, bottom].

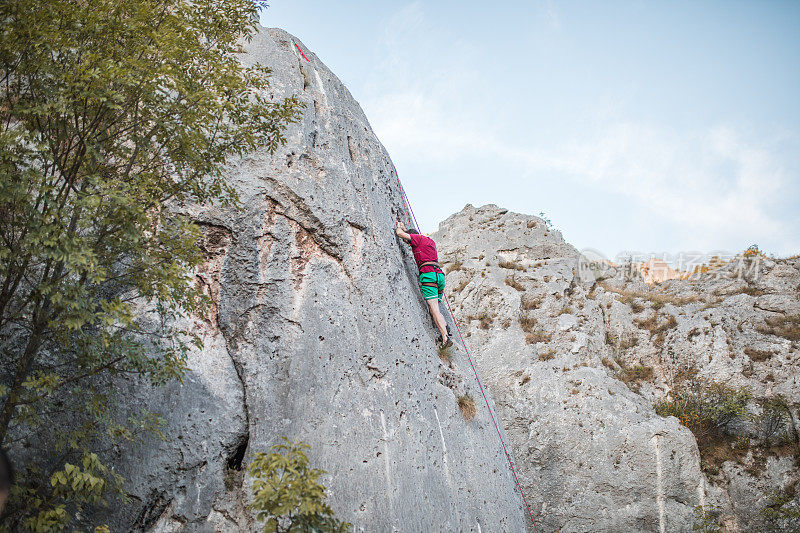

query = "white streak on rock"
[[651, 434, 666, 533]]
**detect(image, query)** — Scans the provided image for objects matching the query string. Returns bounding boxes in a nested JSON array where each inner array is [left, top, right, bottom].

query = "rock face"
[[101, 29, 526, 531], [433, 204, 800, 533]]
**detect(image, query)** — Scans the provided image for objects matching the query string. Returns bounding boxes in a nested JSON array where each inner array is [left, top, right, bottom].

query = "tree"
[[248, 439, 351, 533], [0, 0, 302, 528]]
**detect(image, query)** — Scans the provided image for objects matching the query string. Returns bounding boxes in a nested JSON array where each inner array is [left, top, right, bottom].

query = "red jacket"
[[409, 234, 440, 273]]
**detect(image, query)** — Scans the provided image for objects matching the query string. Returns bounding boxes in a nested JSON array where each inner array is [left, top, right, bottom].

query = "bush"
[[620, 364, 653, 383], [438, 343, 453, 364], [525, 330, 552, 344], [760, 487, 800, 533], [634, 314, 658, 332], [457, 395, 477, 420], [634, 313, 677, 337], [452, 277, 470, 294], [630, 300, 646, 313], [744, 244, 762, 257], [757, 396, 797, 446], [744, 347, 774, 362], [606, 331, 639, 350], [520, 295, 542, 311], [539, 349, 556, 361], [505, 275, 525, 291], [613, 359, 653, 392], [498, 259, 526, 271], [519, 314, 537, 333], [692, 505, 722, 533], [444, 260, 464, 274], [467, 312, 493, 330], [758, 315, 800, 342], [655, 377, 751, 447], [248, 439, 351, 533]]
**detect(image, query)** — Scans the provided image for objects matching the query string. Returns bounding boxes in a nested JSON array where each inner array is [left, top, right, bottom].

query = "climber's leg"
[[435, 272, 452, 339], [420, 271, 451, 346], [427, 299, 449, 344]]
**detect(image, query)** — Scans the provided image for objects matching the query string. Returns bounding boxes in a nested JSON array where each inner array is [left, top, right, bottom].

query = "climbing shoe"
[[441, 338, 453, 350]]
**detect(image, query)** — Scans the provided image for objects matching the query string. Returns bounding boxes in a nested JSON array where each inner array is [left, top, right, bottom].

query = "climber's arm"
[[396, 221, 412, 243]]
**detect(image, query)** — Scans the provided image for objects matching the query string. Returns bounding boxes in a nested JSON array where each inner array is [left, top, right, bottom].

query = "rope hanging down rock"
[[392, 167, 541, 533], [292, 37, 540, 530], [294, 42, 311, 62]]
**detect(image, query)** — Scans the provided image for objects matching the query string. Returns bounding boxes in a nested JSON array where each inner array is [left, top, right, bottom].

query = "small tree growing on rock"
[[248, 438, 351, 533]]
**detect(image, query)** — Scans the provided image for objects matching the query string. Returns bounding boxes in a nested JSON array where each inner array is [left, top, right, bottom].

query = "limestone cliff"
[[97, 29, 527, 531], [434, 203, 800, 533]]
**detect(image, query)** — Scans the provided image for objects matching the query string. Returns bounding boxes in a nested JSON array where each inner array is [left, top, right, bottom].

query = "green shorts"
[[419, 271, 445, 301]]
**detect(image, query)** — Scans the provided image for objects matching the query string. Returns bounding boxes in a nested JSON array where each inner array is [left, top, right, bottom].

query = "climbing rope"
[[392, 167, 541, 532], [294, 42, 311, 62], [293, 36, 536, 526]]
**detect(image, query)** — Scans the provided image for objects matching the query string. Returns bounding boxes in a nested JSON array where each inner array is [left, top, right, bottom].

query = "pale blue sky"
[[261, 1, 800, 260]]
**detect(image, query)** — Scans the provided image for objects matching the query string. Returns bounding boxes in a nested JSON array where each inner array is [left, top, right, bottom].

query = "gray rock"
[[434, 204, 800, 532], [95, 28, 526, 532]]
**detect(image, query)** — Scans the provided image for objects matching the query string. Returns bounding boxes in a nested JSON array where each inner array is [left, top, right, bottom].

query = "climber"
[[395, 221, 452, 350]]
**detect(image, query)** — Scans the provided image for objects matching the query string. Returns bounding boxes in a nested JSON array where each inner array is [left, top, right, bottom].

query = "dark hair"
[[407, 228, 419, 235]]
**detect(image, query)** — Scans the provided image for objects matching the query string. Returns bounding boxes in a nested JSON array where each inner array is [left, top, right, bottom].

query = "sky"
[[260, 1, 800, 262]]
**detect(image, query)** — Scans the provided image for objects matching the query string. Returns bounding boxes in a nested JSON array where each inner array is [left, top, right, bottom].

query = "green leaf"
[[0, 0, 300, 529]]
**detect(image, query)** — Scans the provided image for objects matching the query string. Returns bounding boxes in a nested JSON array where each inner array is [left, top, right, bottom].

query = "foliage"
[[617, 362, 654, 392], [504, 275, 524, 291], [437, 343, 453, 364], [760, 488, 800, 533], [744, 244, 762, 257], [467, 311, 493, 330], [3, 453, 124, 533], [248, 439, 351, 533], [655, 375, 751, 446], [758, 315, 800, 342], [518, 313, 537, 333], [538, 349, 556, 361], [525, 330, 552, 344], [757, 395, 797, 446], [692, 504, 722, 533], [538, 211, 553, 230], [0, 0, 301, 528], [457, 394, 477, 420], [498, 259, 526, 272], [744, 347, 774, 362], [520, 294, 542, 311], [444, 259, 463, 274]]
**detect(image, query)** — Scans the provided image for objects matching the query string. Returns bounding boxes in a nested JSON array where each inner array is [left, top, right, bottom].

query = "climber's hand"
[[396, 221, 411, 242]]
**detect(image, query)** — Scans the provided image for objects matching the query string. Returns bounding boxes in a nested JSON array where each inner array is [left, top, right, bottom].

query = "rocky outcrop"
[[98, 30, 526, 531], [434, 204, 800, 532]]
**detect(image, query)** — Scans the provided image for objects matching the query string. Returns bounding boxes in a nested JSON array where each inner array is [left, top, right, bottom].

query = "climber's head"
[[407, 228, 419, 235]]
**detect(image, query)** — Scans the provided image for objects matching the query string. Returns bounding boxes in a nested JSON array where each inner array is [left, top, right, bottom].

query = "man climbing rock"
[[396, 221, 453, 349]]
